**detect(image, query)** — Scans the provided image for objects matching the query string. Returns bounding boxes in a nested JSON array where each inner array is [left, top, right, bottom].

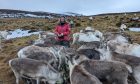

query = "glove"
[[60, 33, 64, 36], [58, 33, 63, 37]]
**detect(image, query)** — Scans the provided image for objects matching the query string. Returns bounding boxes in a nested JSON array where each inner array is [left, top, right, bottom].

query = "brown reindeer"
[[97, 45, 140, 84], [79, 60, 128, 84], [71, 65, 102, 84]]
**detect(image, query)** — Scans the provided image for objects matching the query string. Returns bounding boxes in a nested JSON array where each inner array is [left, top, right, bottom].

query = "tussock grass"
[[0, 35, 37, 84], [0, 13, 140, 84]]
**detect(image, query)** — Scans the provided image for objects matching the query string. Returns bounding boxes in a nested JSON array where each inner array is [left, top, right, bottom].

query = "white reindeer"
[[97, 45, 140, 84], [108, 41, 140, 57], [120, 24, 127, 32], [0, 30, 11, 49]]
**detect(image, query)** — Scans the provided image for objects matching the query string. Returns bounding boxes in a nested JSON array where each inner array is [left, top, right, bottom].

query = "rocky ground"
[[0, 14, 140, 84]]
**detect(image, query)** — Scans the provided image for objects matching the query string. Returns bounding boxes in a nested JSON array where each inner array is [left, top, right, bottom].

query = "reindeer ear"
[[60, 46, 67, 54], [62, 46, 66, 52]]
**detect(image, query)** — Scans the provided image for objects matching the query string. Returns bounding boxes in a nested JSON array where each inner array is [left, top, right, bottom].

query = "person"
[[54, 16, 71, 47], [70, 19, 74, 28]]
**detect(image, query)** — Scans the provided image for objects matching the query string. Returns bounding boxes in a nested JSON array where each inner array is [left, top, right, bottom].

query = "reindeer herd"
[[7, 27, 140, 84]]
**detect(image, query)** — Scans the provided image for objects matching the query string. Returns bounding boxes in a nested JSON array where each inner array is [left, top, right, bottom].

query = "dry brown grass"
[[0, 14, 140, 84], [0, 18, 58, 31], [0, 35, 37, 84]]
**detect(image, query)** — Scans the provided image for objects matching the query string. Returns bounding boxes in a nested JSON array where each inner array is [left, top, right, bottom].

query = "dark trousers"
[[70, 24, 74, 28], [58, 40, 70, 47]]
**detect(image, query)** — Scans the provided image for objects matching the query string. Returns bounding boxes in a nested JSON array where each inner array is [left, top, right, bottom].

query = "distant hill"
[[0, 9, 75, 18], [92, 11, 140, 16], [0, 9, 140, 18], [62, 12, 83, 16]]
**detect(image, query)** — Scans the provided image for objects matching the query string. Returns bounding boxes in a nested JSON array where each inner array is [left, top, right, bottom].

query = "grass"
[[0, 18, 57, 31], [0, 13, 140, 84], [124, 31, 140, 44], [0, 35, 38, 84]]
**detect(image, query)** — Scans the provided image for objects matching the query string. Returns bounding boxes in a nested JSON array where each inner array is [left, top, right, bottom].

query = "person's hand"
[[60, 33, 64, 36], [58, 33, 63, 37]]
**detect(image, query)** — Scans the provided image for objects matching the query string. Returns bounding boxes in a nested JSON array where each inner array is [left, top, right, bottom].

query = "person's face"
[[60, 17, 65, 22]]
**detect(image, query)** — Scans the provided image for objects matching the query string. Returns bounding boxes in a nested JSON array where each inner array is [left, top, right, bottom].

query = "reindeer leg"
[[0, 38, 2, 50], [133, 67, 140, 84], [36, 78, 40, 84], [15, 76, 20, 84], [124, 78, 128, 84]]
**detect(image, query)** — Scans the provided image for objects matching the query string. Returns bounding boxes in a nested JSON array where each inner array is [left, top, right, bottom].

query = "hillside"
[[0, 9, 84, 19], [0, 9, 72, 19], [0, 10, 140, 84]]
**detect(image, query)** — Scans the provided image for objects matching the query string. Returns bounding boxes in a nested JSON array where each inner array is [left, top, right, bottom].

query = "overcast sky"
[[0, 0, 140, 15]]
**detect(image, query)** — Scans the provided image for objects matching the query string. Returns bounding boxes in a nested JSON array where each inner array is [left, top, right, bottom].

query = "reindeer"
[[107, 41, 140, 57], [9, 58, 62, 84], [72, 27, 103, 45], [34, 31, 57, 46], [60, 47, 128, 84], [79, 60, 128, 84], [97, 44, 140, 84], [71, 65, 102, 84], [0, 30, 11, 49]]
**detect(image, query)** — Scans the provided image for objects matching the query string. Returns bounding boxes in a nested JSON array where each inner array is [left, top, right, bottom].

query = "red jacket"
[[55, 23, 70, 41]]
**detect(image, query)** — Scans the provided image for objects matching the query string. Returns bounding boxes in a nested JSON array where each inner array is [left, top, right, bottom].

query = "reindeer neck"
[[68, 60, 78, 84], [100, 46, 112, 61]]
